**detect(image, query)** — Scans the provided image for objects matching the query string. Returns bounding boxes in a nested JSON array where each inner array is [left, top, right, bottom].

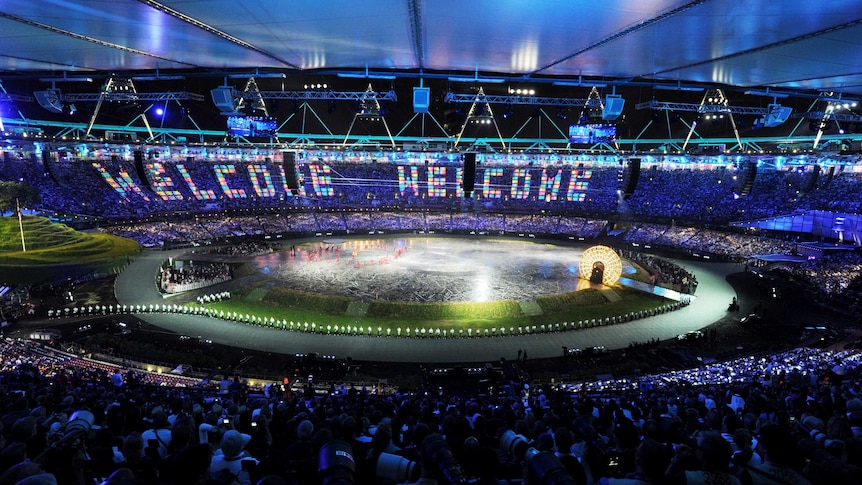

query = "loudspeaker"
[[737, 161, 758, 196], [602, 95, 625, 121], [283, 151, 299, 196], [34, 90, 64, 113], [763, 104, 792, 127], [823, 166, 835, 188], [210, 87, 236, 113], [622, 158, 640, 199], [413, 87, 431, 113], [42, 151, 60, 184], [133, 150, 152, 188], [462, 152, 476, 197], [801, 165, 821, 194]]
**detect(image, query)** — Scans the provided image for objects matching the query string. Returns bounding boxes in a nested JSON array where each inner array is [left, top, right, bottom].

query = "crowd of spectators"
[[6, 148, 862, 484], [159, 263, 231, 294], [207, 242, 275, 257], [621, 224, 798, 262], [98, 212, 610, 247], [4, 150, 862, 227], [619, 251, 698, 294], [3, 333, 862, 485], [772, 251, 862, 316]]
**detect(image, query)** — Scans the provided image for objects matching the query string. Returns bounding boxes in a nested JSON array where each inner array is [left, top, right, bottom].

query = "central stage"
[[116, 241, 738, 362], [252, 236, 637, 303]]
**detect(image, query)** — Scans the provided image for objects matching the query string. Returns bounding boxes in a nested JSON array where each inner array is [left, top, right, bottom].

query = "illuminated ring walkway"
[[115, 246, 739, 363]]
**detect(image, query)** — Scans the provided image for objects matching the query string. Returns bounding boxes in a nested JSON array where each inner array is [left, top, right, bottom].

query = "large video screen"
[[227, 116, 278, 137], [568, 123, 616, 144]]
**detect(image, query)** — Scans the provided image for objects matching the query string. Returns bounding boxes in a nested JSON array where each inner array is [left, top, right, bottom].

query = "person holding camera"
[[141, 411, 171, 460], [596, 438, 671, 485]]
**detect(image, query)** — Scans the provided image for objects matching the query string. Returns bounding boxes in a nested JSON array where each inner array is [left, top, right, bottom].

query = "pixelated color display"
[[214, 164, 247, 198], [539, 169, 563, 202], [247, 164, 276, 197], [90, 162, 592, 202], [567, 169, 592, 202], [92, 162, 150, 202], [175, 164, 218, 200], [481, 167, 504, 199], [308, 164, 334, 197], [146, 162, 183, 200], [278, 163, 305, 197], [398, 165, 420, 196], [510, 168, 532, 199], [427, 166, 447, 197]]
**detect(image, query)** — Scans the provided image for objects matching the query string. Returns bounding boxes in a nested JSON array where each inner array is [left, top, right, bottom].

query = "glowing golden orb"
[[579, 245, 622, 285]]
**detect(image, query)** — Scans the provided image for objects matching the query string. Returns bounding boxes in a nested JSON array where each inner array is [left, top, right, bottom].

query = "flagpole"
[[16, 198, 26, 252]]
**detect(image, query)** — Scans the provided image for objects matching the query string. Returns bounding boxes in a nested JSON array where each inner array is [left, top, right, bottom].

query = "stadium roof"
[[1, 0, 861, 97]]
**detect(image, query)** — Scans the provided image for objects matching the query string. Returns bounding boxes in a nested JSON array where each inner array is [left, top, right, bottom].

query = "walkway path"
[[115, 249, 740, 363]]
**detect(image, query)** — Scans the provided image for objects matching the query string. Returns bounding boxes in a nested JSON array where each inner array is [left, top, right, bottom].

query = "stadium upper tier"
[[2, 147, 861, 224]]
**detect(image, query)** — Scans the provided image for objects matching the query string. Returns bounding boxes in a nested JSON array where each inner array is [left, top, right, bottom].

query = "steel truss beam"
[[444, 92, 597, 107], [62, 91, 204, 102], [4, 116, 862, 150], [635, 99, 774, 115], [792, 111, 862, 122], [234, 90, 397, 101], [0, 93, 33, 102]]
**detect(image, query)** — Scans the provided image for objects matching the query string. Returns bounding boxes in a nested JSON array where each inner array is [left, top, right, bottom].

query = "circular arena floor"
[[115, 236, 740, 363], [253, 237, 637, 303]]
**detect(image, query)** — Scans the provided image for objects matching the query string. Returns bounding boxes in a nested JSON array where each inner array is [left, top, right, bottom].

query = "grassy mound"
[[366, 299, 523, 320], [0, 216, 140, 264], [535, 288, 608, 314], [263, 287, 353, 315], [194, 283, 674, 333]]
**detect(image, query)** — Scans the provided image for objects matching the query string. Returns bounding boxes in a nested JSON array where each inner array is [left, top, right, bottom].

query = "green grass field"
[[194, 284, 675, 333], [0, 216, 140, 264]]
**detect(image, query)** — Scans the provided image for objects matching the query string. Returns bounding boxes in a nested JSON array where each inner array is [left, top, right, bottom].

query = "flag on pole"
[[16, 197, 26, 252]]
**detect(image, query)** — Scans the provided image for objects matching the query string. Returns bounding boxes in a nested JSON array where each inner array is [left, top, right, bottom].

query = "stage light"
[[155, 107, 164, 116], [579, 245, 622, 286]]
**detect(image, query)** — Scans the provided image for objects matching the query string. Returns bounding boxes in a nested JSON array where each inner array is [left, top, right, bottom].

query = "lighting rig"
[[33, 77, 203, 141], [636, 88, 794, 152], [790, 97, 861, 149], [444, 86, 623, 150], [221, 81, 399, 147]]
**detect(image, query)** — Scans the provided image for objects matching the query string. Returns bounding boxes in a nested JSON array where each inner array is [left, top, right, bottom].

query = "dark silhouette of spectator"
[[740, 423, 811, 485]]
